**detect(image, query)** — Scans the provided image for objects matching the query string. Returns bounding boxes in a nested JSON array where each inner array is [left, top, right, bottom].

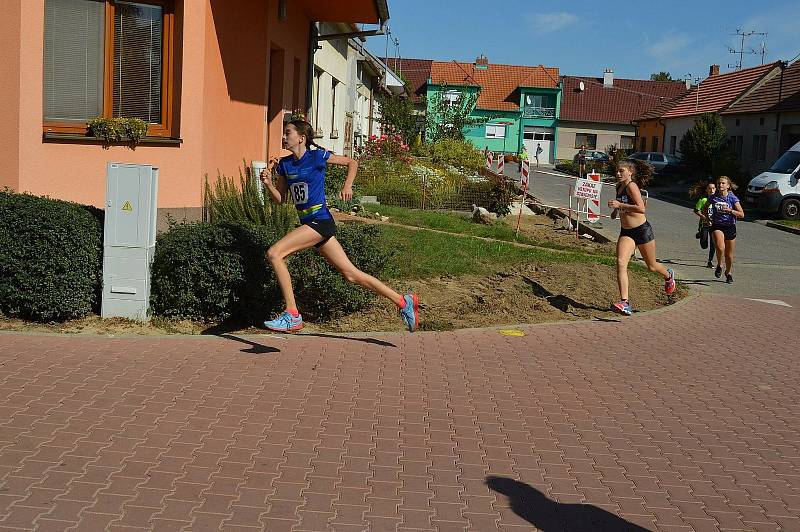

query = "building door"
[[523, 126, 554, 164]]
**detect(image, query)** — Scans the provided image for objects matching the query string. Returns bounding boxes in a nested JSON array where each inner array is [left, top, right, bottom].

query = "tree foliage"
[[650, 71, 674, 81], [375, 92, 420, 144], [425, 88, 492, 142], [678, 113, 735, 177]]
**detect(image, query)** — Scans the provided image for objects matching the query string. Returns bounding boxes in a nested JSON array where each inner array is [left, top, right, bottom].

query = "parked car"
[[573, 150, 609, 165], [745, 141, 800, 220], [627, 152, 688, 175]]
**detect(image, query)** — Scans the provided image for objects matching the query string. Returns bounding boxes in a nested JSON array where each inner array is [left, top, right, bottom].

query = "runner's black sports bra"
[[616, 181, 632, 204]]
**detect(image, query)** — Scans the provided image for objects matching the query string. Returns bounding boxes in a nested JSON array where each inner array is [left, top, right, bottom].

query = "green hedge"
[[0, 190, 103, 321], [149, 220, 394, 323], [150, 221, 280, 323]]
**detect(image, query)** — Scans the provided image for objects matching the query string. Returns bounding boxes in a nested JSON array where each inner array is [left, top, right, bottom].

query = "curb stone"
[[766, 220, 800, 235]]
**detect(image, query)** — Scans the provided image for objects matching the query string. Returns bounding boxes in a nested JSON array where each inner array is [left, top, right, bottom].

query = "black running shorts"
[[711, 224, 736, 241], [619, 221, 655, 246], [305, 217, 337, 248]]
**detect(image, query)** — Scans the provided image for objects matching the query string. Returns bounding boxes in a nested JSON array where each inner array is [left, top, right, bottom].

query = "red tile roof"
[[722, 60, 800, 115], [382, 57, 432, 103], [633, 93, 689, 122], [662, 62, 781, 118], [429, 61, 560, 111], [560, 76, 688, 125]]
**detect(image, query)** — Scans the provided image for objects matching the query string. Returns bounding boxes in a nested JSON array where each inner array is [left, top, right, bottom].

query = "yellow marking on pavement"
[[498, 329, 525, 337]]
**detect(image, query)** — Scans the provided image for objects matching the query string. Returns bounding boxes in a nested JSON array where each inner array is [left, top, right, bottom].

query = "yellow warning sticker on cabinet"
[[122, 201, 133, 212]]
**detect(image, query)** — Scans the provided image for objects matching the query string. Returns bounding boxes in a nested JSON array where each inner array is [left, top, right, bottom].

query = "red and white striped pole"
[[496, 154, 504, 176], [515, 159, 530, 235], [520, 159, 530, 190], [486, 152, 493, 171], [586, 172, 601, 222]]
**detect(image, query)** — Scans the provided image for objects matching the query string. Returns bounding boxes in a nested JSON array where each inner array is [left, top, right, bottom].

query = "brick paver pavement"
[[0, 293, 798, 531]]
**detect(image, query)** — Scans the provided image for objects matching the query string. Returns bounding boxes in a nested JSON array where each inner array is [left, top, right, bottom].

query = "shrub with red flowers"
[[357, 133, 412, 163]]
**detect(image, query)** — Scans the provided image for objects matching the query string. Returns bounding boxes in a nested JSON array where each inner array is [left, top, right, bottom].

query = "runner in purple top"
[[708, 176, 745, 284]]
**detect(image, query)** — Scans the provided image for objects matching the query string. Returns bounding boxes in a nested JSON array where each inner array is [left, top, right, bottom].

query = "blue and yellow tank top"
[[276, 148, 332, 222]]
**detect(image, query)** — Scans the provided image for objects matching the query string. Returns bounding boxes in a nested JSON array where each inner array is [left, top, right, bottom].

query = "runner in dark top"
[[608, 160, 676, 315]]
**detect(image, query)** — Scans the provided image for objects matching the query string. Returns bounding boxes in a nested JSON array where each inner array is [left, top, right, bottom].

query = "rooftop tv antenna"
[[726, 28, 767, 70]]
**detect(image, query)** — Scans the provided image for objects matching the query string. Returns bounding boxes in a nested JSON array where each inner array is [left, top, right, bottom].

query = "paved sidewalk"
[[1, 294, 798, 531]]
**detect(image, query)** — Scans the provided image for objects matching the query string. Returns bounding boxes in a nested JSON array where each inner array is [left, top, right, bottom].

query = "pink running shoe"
[[664, 268, 676, 295], [611, 300, 632, 316]]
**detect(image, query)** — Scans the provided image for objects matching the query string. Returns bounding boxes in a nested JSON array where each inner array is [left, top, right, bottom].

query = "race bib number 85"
[[288, 182, 308, 205]]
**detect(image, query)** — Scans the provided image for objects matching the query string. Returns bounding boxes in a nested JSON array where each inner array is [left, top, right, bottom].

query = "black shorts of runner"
[[711, 223, 736, 241], [305, 217, 337, 248], [619, 221, 655, 246]]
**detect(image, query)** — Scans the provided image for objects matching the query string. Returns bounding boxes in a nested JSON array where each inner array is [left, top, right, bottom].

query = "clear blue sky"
[[366, 0, 800, 81]]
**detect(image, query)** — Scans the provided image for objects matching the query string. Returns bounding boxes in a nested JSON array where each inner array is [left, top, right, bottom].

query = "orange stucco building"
[[0, 0, 387, 220]]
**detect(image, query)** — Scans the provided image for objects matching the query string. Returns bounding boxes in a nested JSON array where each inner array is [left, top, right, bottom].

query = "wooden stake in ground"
[[515, 159, 530, 236]]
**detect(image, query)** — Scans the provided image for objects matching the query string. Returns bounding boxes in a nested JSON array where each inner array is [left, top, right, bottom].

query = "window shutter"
[[43, 0, 105, 122], [113, 1, 163, 123]]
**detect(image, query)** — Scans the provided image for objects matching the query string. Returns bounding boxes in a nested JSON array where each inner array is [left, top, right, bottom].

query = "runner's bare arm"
[[328, 153, 357, 201], [730, 201, 745, 219], [260, 162, 288, 204]]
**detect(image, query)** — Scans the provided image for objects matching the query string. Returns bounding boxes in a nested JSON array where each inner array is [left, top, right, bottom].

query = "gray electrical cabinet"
[[101, 163, 159, 321]]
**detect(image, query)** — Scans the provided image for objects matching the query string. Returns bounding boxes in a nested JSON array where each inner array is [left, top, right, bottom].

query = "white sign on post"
[[573, 178, 603, 200]]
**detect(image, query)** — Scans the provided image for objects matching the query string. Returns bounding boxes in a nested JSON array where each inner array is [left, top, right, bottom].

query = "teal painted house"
[[424, 56, 561, 164]]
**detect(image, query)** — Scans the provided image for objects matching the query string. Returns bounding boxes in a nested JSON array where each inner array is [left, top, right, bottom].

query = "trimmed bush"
[[149, 220, 393, 323], [0, 190, 103, 321], [150, 220, 281, 323]]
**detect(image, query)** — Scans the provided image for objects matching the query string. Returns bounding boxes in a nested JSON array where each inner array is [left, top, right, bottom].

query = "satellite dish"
[[578, 81, 585, 91]]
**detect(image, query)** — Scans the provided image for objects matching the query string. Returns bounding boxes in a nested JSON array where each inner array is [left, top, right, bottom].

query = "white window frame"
[[443, 90, 461, 107], [485, 124, 506, 139]]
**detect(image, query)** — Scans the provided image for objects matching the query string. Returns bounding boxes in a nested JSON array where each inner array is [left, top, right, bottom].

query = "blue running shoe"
[[611, 300, 632, 316], [399, 293, 419, 332], [263, 311, 303, 332]]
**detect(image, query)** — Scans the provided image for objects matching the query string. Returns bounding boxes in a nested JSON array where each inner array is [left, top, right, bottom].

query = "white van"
[[745, 141, 800, 220]]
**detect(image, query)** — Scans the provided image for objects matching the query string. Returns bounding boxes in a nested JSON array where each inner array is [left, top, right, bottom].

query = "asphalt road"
[[508, 166, 800, 299]]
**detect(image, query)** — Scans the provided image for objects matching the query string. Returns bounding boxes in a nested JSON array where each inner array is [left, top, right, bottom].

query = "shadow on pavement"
[[299, 332, 396, 348], [201, 320, 396, 348], [486, 476, 652, 531], [657, 258, 713, 268], [678, 279, 716, 286], [522, 275, 610, 314], [217, 334, 280, 354]]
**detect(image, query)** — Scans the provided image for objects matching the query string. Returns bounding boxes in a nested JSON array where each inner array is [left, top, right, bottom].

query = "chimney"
[[603, 68, 614, 87], [475, 54, 488, 70], [685, 79, 692, 90], [709, 64, 720, 77]]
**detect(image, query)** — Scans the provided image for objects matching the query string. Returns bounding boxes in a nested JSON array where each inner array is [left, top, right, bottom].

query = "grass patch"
[[375, 224, 615, 279], [364, 204, 575, 251], [773, 219, 800, 227]]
